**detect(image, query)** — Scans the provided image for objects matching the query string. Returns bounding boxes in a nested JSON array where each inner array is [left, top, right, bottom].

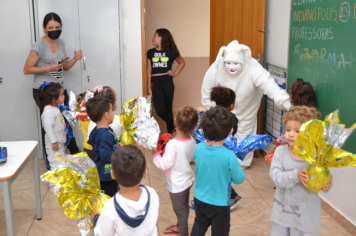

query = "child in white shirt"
[[37, 82, 66, 170], [92, 145, 159, 236], [152, 106, 198, 236]]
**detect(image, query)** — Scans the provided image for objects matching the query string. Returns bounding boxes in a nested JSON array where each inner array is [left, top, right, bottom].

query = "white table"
[[0, 141, 42, 236]]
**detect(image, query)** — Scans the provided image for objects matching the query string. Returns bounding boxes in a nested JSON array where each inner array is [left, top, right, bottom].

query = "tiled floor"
[[0, 151, 353, 236]]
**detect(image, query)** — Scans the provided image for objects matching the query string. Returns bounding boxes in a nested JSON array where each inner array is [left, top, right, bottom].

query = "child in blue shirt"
[[191, 106, 245, 236], [87, 96, 120, 197]]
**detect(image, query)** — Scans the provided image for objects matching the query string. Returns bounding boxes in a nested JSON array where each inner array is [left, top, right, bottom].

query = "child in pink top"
[[153, 106, 198, 236]]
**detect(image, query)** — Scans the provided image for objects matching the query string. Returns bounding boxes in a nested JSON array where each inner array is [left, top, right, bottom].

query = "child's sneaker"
[[230, 195, 242, 210]]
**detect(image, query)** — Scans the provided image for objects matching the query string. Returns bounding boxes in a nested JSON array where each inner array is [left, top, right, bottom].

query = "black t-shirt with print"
[[147, 48, 177, 82]]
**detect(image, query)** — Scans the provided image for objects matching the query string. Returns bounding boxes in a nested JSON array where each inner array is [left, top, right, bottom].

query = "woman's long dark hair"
[[43, 12, 62, 28], [290, 78, 316, 107], [156, 28, 180, 57]]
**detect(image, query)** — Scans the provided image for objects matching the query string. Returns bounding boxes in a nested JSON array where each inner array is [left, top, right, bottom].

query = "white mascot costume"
[[201, 40, 291, 168]]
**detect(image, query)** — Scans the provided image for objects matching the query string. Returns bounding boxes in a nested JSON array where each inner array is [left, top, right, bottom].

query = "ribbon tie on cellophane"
[[293, 110, 356, 193], [41, 152, 110, 235]]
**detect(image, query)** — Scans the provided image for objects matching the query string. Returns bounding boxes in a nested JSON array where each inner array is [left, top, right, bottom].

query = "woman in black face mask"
[[23, 12, 82, 168]]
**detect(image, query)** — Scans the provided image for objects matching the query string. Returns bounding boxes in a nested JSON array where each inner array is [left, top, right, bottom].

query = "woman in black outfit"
[[147, 29, 185, 134]]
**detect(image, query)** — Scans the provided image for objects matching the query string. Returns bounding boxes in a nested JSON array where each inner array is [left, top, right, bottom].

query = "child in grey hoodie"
[[269, 106, 331, 236]]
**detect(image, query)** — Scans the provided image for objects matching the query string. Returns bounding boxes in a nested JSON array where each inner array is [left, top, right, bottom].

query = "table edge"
[[0, 143, 39, 181]]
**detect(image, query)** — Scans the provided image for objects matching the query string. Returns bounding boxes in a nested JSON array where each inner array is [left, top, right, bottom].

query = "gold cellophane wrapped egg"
[[306, 165, 331, 194]]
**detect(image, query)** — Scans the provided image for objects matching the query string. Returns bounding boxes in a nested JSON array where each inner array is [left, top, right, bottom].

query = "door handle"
[[256, 54, 260, 63], [0, 77, 2, 84], [83, 56, 86, 70]]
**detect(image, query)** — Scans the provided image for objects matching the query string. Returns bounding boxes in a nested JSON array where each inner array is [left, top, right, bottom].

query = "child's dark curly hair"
[[210, 85, 236, 108], [94, 86, 116, 108], [37, 83, 63, 109], [175, 106, 198, 133], [290, 78, 316, 107], [202, 106, 232, 141]]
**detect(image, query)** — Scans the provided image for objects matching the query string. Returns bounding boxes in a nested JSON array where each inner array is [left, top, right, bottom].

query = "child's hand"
[[298, 168, 308, 187], [91, 204, 98, 221], [52, 142, 59, 151], [321, 176, 333, 191], [119, 143, 123, 147]]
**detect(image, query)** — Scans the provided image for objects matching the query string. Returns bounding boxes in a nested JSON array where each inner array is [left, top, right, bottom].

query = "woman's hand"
[[52, 142, 59, 151], [74, 50, 83, 60], [298, 168, 308, 187], [168, 70, 176, 77], [47, 60, 64, 72]]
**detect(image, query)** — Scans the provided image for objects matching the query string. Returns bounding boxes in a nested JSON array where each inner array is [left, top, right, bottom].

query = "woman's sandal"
[[163, 225, 179, 235]]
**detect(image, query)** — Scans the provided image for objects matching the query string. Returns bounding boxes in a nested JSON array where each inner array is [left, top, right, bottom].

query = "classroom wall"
[[263, 0, 292, 154], [264, 0, 356, 227], [146, 0, 210, 108], [122, 0, 143, 101]]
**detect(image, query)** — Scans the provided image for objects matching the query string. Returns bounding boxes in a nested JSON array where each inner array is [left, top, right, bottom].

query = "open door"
[[210, 0, 266, 157]]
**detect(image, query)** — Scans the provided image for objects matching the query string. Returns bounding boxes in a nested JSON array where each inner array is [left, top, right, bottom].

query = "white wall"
[[122, 0, 143, 101], [146, 0, 210, 57], [264, 0, 356, 226], [263, 0, 292, 153]]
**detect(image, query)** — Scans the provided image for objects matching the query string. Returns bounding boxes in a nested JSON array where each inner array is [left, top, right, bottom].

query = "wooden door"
[[210, 0, 265, 157]]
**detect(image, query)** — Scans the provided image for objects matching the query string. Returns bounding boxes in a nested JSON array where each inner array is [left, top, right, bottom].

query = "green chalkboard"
[[287, 1, 356, 153]]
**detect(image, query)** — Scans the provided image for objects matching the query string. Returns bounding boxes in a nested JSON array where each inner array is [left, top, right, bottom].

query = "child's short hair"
[[76, 92, 86, 105], [290, 78, 316, 107], [210, 85, 236, 108], [86, 96, 111, 122], [111, 145, 146, 187], [282, 106, 320, 125], [37, 83, 63, 109], [202, 106, 232, 141], [176, 106, 198, 132], [94, 86, 116, 107]]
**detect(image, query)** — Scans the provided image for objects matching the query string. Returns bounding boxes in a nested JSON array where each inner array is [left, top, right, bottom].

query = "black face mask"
[[47, 29, 62, 40]]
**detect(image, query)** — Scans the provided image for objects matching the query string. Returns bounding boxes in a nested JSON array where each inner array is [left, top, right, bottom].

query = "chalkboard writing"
[[288, 1, 356, 153]]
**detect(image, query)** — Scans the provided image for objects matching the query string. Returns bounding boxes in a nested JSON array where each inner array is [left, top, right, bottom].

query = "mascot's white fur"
[[201, 40, 291, 167]]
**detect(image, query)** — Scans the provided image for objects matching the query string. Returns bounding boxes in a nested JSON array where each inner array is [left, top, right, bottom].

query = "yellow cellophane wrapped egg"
[[306, 165, 331, 194]]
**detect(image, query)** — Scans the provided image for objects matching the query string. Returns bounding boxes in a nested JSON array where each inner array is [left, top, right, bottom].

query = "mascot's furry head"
[[214, 40, 252, 76]]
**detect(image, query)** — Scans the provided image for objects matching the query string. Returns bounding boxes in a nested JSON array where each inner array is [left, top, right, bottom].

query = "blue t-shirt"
[[194, 142, 245, 206]]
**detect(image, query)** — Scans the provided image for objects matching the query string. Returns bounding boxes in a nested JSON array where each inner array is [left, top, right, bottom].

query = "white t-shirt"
[[87, 115, 125, 141], [41, 105, 66, 144], [93, 186, 159, 236], [153, 137, 196, 193]]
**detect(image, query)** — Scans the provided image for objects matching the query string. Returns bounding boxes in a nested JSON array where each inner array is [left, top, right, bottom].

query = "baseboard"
[[320, 197, 356, 235]]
